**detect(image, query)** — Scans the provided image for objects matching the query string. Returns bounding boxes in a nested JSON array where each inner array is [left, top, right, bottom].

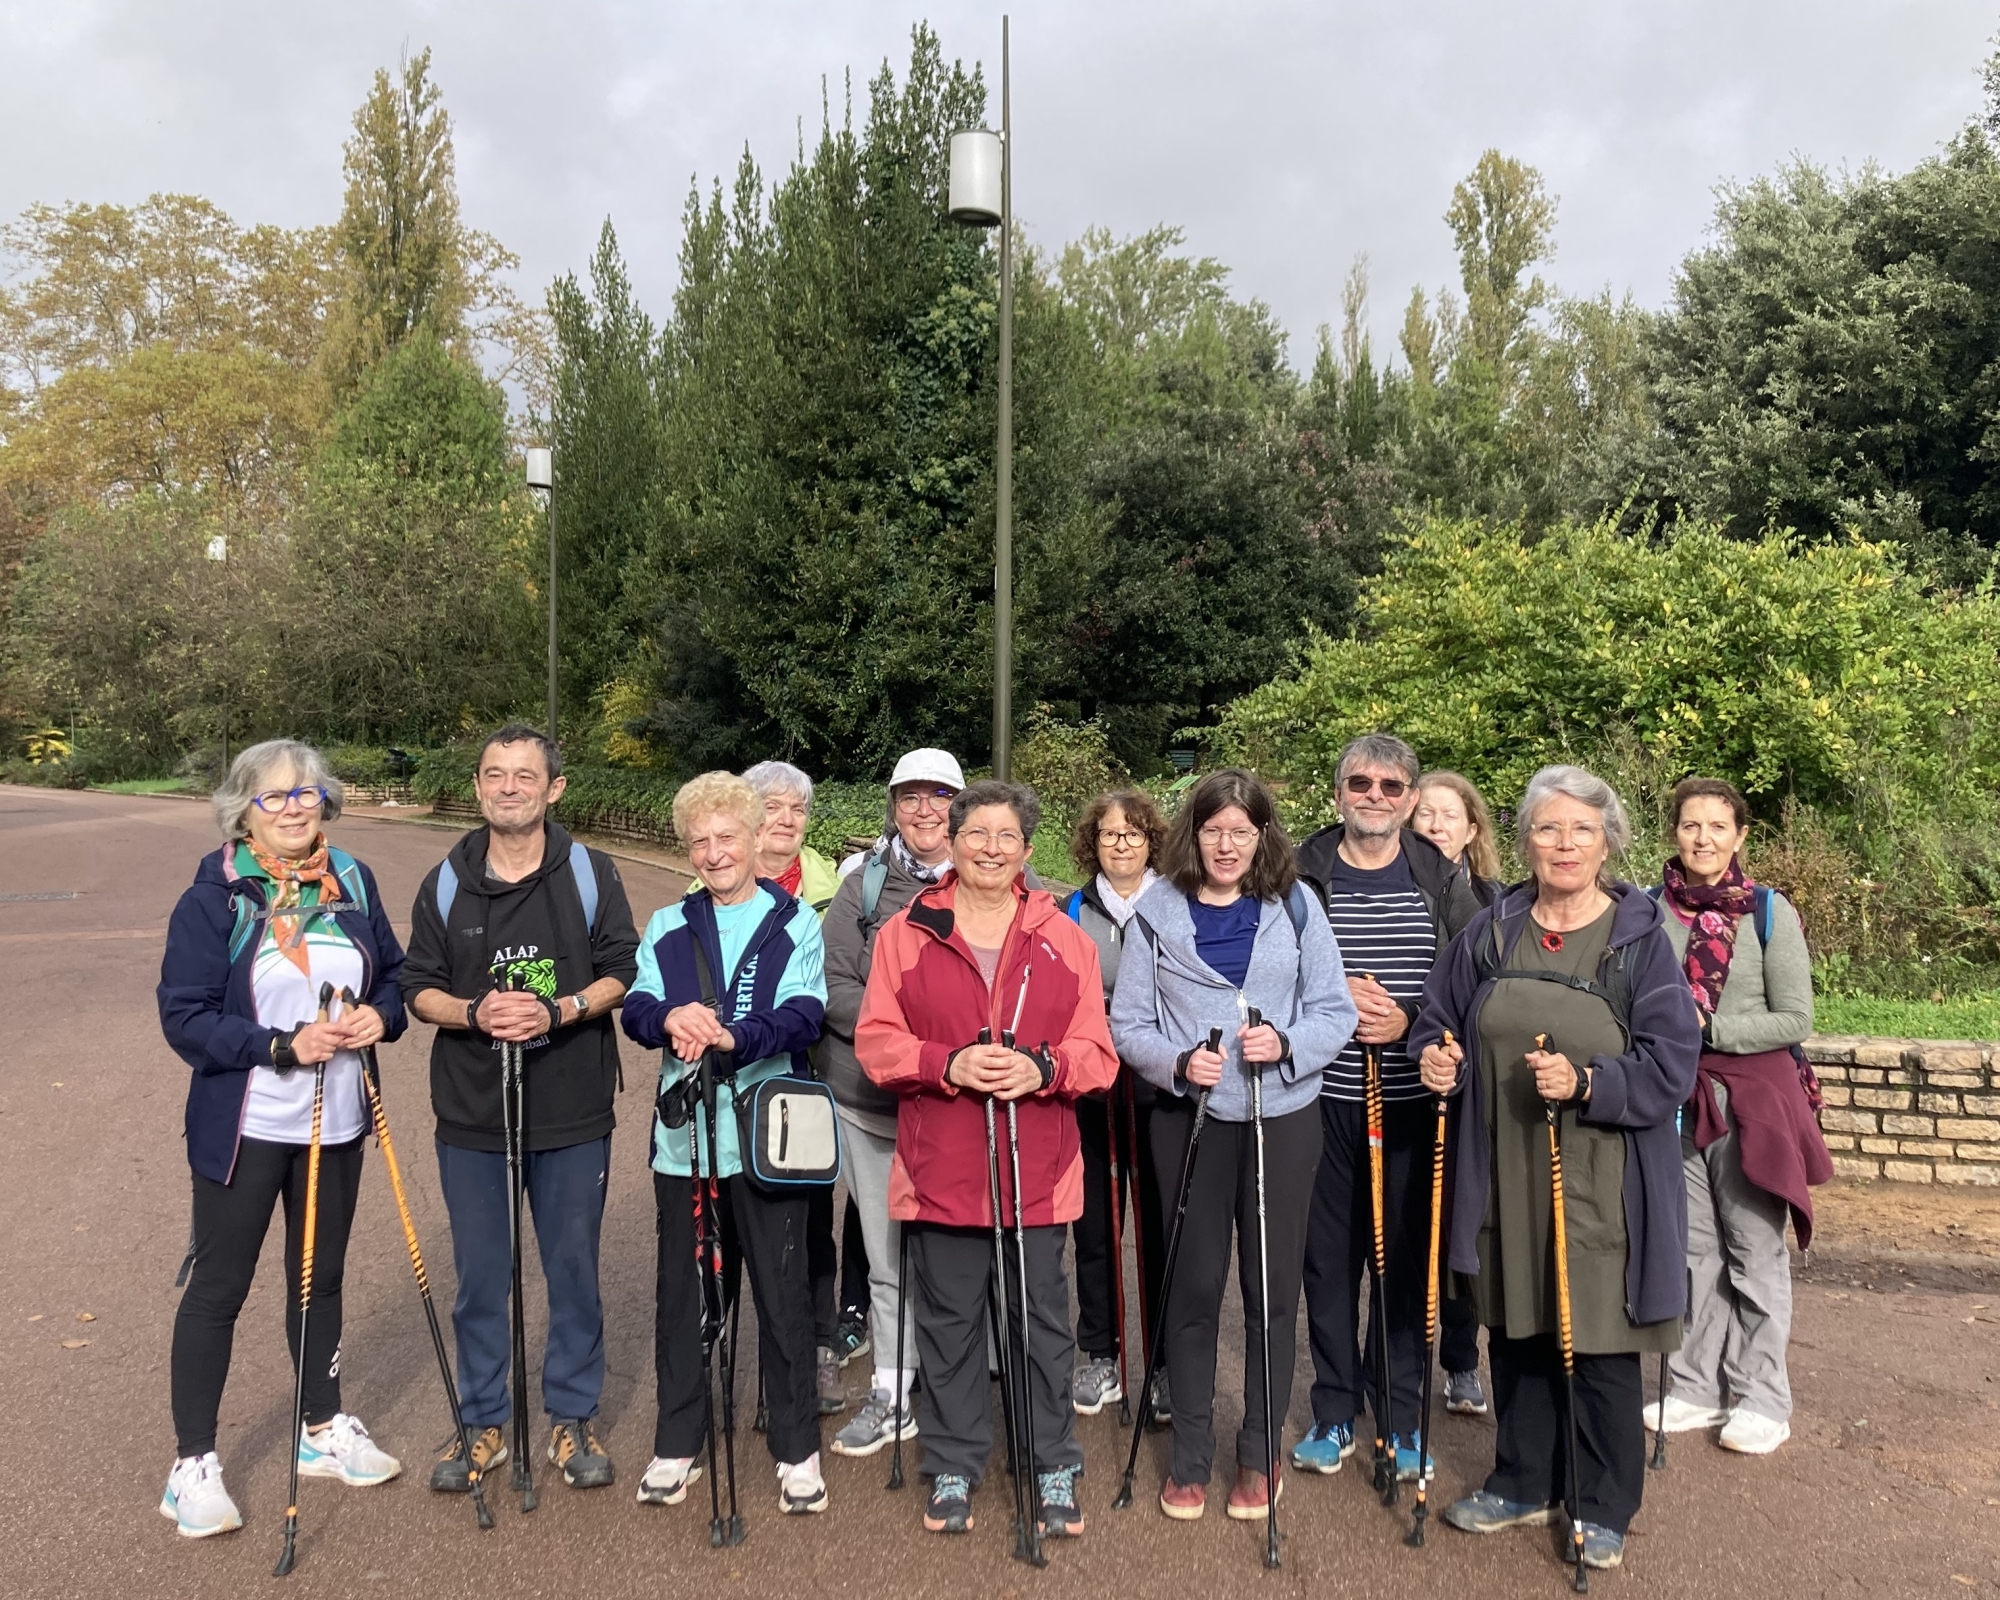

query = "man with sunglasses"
[[1291, 734, 1481, 1481], [821, 749, 965, 1458]]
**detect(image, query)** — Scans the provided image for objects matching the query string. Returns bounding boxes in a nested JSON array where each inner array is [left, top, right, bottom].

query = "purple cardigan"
[[1411, 880, 1702, 1329]]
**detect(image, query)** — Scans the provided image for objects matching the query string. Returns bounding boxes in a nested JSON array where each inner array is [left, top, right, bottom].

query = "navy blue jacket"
[[158, 845, 409, 1184]]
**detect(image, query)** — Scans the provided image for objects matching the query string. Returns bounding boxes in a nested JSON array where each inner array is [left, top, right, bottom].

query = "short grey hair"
[[1335, 732, 1421, 788], [213, 739, 344, 840], [742, 760, 814, 811], [949, 779, 1042, 841], [1516, 764, 1631, 856]]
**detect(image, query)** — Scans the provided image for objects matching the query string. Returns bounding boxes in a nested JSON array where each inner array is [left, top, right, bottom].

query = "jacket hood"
[[447, 819, 578, 894], [906, 871, 1066, 944], [1486, 876, 1666, 952], [1295, 821, 1460, 901]]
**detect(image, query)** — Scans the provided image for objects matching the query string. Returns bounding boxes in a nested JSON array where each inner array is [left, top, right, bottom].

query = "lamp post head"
[[947, 130, 1003, 227], [525, 447, 553, 490]]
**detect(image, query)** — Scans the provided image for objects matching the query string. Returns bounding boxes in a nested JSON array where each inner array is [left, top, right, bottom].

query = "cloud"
[[1, 0, 1990, 363]]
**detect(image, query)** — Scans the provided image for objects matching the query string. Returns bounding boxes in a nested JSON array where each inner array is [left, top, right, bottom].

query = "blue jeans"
[[436, 1136, 609, 1427]]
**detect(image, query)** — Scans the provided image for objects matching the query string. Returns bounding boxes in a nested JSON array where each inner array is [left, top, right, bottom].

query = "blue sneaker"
[[1443, 1491, 1558, 1534], [1392, 1432, 1434, 1482], [1562, 1520, 1626, 1569], [1289, 1421, 1354, 1475]]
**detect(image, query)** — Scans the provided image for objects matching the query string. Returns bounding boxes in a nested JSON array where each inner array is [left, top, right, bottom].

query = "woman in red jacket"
[[857, 779, 1118, 1541]]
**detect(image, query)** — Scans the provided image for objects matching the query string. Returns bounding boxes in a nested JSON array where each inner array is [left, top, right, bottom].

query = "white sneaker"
[[297, 1413, 402, 1485], [1644, 1396, 1728, 1434], [778, 1452, 828, 1514], [159, 1453, 243, 1538], [1719, 1409, 1791, 1454], [637, 1455, 702, 1506]]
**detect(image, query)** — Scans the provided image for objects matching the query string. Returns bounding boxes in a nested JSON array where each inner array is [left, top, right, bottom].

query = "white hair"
[[741, 759, 814, 811], [1516, 764, 1631, 856], [212, 739, 344, 840]]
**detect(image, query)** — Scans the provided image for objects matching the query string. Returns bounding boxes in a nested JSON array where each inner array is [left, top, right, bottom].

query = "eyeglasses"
[[1097, 828, 1146, 848], [1197, 826, 1260, 849], [252, 785, 328, 813], [1344, 774, 1409, 799], [1529, 822, 1601, 847], [958, 827, 1025, 853], [895, 788, 955, 814]]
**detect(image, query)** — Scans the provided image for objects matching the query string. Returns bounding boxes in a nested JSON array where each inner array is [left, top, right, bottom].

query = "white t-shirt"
[[241, 912, 368, 1146]]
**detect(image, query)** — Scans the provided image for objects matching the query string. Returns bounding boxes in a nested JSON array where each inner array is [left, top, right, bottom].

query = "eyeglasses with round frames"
[[1097, 828, 1146, 848], [252, 785, 328, 813], [1529, 822, 1601, 847], [957, 827, 1025, 853], [1197, 826, 1260, 849], [895, 788, 955, 814]]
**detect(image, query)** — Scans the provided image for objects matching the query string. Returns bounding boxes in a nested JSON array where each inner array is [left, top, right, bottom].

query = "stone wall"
[[1807, 1036, 2000, 1186]]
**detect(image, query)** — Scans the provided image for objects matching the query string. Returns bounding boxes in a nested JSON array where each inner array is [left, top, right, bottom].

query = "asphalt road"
[[3, 784, 1997, 1598]]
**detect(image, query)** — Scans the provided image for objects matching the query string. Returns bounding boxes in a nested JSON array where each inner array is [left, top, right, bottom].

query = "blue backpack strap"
[[1754, 885, 1774, 946], [1065, 887, 1084, 923], [327, 846, 369, 916], [570, 839, 599, 934], [860, 843, 891, 928], [1286, 882, 1310, 941], [436, 856, 459, 927]]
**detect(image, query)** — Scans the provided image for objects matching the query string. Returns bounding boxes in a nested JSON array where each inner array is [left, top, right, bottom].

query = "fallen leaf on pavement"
[[75, 1312, 94, 1323], [60, 1339, 88, 1350]]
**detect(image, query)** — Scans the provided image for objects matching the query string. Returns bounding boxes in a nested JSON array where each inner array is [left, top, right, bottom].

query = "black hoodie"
[[402, 821, 640, 1152]]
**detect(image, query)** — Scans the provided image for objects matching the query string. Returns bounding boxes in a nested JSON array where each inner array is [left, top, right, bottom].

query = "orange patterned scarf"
[[241, 836, 341, 976]]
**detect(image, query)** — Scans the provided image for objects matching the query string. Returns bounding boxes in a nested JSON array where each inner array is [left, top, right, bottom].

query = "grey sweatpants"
[[1669, 1080, 1794, 1422], [837, 1112, 917, 1400], [909, 1222, 1081, 1484]]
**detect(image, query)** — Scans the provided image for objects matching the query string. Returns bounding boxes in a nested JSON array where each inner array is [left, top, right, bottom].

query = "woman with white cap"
[[822, 749, 966, 1457]]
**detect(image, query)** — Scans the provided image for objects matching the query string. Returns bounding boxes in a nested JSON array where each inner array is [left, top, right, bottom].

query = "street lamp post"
[[948, 17, 1013, 778], [526, 447, 556, 740]]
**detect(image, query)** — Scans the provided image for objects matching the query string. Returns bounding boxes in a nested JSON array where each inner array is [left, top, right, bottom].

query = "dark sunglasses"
[[1344, 775, 1409, 799]]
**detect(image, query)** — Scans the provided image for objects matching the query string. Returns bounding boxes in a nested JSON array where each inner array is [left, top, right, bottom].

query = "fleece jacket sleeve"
[[1107, 922, 1184, 1095], [1580, 927, 1703, 1131], [157, 882, 273, 1076], [855, 921, 952, 1095], [585, 852, 641, 987], [358, 861, 408, 1042], [728, 905, 828, 1065], [1275, 897, 1360, 1085], [1708, 896, 1815, 1054], [819, 872, 871, 1041], [398, 866, 456, 1003], [621, 906, 676, 1050]]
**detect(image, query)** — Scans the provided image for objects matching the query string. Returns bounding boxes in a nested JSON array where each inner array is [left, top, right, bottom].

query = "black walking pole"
[[1407, 1029, 1452, 1549], [501, 975, 537, 1513], [983, 1074, 1028, 1538], [699, 1048, 746, 1547], [274, 982, 335, 1577], [1651, 1351, 1671, 1471], [1247, 1004, 1280, 1570], [1538, 1034, 1588, 1593], [998, 966, 1046, 1566], [887, 1226, 910, 1490], [689, 1079, 727, 1542], [346, 989, 494, 1533], [1107, 1076, 1132, 1427], [1111, 1027, 1222, 1510]]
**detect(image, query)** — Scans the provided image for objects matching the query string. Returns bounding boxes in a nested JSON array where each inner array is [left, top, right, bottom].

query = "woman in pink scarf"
[[1646, 778, 1829, 1457]]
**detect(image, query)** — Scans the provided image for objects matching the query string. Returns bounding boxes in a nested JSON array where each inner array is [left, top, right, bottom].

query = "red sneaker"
[[1159, 1476, 1205, 1520], [1227, 1466, 1283, 1521]]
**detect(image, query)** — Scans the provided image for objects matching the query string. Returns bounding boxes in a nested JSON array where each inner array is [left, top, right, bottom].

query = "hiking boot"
[[297, 1413, 401, 1486], [1442, 1491, 1558, 1534], [1290, 1420, 1354, 1474], [1392, 1432, 1434, 1483], [1159, 1476, 1205, 1520], [1719, 1408, 1790, 1454], [831, 1388, 916, 1457], [547, 1417, 615, 1488], [1037, 1465, 1084, 1537], [817, 1346, 847, 1415], [924, 1473, 974, 1533], [778, 1453, 828, 1514], [1645, 1395, 1727, 1434], [1226, 1466, 1281, 1521], [1148, 1369, 1173, 1426], [637, 1456, 700, 1506], [430, 1425, 508, 1493], [834, 1309, 871, 1367], [1444, 1368, 1488, 1415], [1562, 1521, 1627, 1570], [159, 1453, 242, 1539], [1071, 1355, 1123, 1416]]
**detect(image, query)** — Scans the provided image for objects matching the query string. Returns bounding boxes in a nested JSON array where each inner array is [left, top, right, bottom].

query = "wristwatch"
[[568, 993, 588, 1022]]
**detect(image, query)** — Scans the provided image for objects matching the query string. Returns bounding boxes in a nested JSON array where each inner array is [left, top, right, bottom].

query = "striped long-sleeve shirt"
[[1317, 851, 1437, 1102]]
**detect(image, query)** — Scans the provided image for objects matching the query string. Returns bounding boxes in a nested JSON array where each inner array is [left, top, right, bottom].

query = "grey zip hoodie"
[[1108, 877, 1359, 1124]]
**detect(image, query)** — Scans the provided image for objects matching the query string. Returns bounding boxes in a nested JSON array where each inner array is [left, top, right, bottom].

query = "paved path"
[[2, 785, 1997, 1597]]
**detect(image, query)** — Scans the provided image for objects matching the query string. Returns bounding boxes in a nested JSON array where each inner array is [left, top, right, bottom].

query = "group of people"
[[155, 721, 1831, 1577]]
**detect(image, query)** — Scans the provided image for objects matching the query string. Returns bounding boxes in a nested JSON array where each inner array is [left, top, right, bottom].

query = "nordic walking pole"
[[689, 1077, 726, 1542], [1407, 1028, 1452, 1549], [1111, 1027, 1222, 1510], [501, 975, 537, 1513], [998, 966, 1046, 1566], [274, 981, 335, 1578], [983, 1074, 1027, 1539], [1107, 1079, 1131, 1427], [1123, 1069, 1152, 1418], [344, 988, 494, 1533], [1246, 1003, 1280, 1570], [1651, 1352, 1670, 1470], [1363, 1005, 1397, 1506], [887, 1226, 910, 1490], [699, 1047, 746, 1547], [1537, 1034, 1588, 1593]]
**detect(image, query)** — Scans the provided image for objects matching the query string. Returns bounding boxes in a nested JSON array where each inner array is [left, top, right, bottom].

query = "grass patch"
[[93, 777, 193, 795], [1815, 990, 2000, 1041]]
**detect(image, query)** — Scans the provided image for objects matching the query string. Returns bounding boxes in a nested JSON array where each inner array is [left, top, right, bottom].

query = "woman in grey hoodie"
[[1109, 769, 1358, 1523]]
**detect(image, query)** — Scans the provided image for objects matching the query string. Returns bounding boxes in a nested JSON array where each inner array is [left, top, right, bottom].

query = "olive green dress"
[[1469, 907, 1680, 1355]]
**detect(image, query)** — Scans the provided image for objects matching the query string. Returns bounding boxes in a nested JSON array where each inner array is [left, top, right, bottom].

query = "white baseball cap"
[[887, 748, 965, 792]]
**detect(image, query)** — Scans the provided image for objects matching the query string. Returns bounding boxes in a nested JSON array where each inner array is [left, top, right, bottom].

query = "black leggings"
[[171, 1136, 364, 1458]]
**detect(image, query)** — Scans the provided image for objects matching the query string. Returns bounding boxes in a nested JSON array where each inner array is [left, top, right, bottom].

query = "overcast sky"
[[4, 1, 1994, 365]]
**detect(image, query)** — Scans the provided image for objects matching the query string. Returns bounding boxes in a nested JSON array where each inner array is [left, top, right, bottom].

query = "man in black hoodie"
[[402, 725, 639, 1494], [1290, 733, 1481, 1482]]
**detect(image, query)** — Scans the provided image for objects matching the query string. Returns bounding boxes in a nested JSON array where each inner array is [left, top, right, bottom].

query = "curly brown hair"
[[1158, 768, 1298, 902], [1069, 789, 1168, 879]]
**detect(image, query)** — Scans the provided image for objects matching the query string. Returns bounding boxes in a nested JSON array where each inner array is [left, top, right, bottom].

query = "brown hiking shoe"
[[548, 1417, 615, 1488], [429, 1426, 507, 1493]]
